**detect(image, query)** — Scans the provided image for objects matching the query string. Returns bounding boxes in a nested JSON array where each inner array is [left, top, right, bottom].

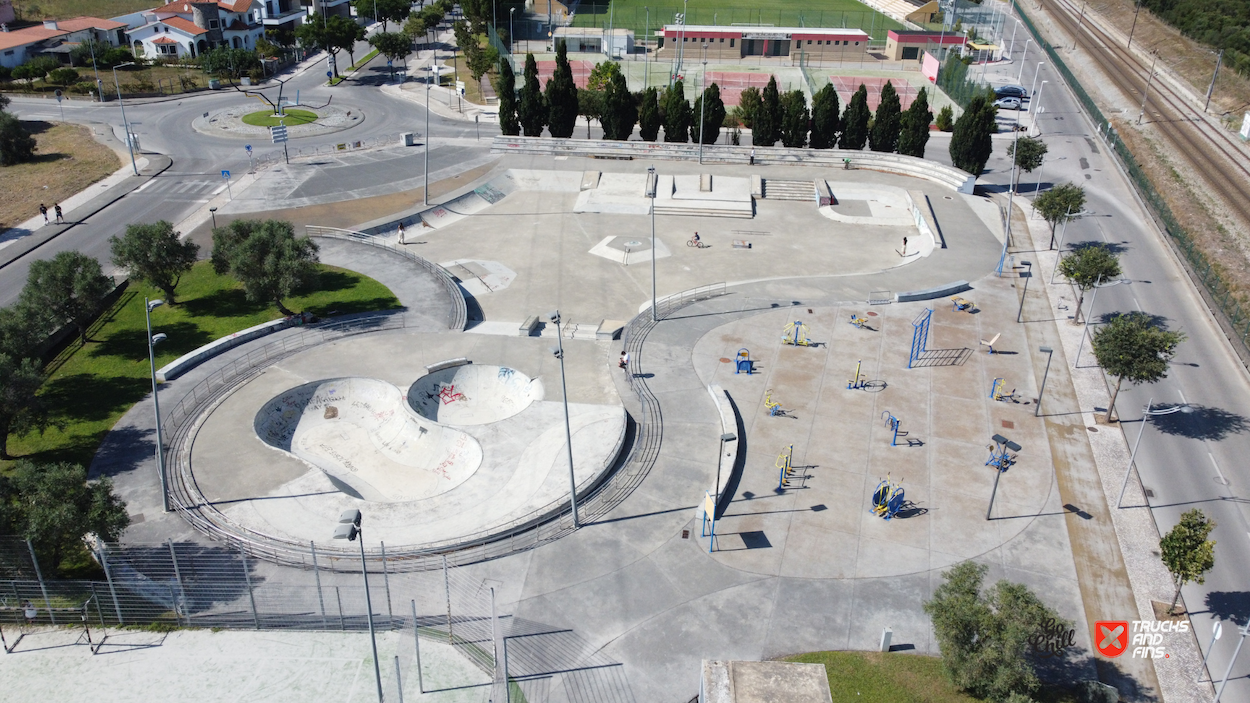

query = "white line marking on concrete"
[[1209, 453, 1226, 485], [212, 184, 228, 195], [135, 180, 154, 193]]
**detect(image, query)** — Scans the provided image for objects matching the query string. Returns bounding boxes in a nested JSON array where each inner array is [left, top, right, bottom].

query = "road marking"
[[212, 184, 228, 195], [1133, 297, 1141, 311], [1210, 453, 1227, 485], [135, 180, 155, 193]]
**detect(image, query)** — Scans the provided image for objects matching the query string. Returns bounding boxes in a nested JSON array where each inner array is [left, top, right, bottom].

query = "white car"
[[993, 97, 1022, 110]]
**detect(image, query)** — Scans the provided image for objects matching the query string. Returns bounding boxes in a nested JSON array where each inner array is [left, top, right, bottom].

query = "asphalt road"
[[0, 41, 488, 308], [974, 39, 1250, 699]]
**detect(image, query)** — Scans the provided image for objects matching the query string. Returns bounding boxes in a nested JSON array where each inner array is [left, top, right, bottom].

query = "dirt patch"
[[0, 122, 120, 233], [1152, 599, 1187, 621]]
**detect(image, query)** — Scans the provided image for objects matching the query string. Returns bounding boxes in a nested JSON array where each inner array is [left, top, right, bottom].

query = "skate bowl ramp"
[[254, 377, 484, 503], [408, 364, 544, 425]]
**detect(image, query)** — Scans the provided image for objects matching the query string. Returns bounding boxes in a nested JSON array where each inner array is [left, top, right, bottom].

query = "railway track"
[[1042, 0, 1250, 220]]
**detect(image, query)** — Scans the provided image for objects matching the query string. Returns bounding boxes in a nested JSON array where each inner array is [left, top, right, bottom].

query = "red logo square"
[[1095, 621, 1130, 658]]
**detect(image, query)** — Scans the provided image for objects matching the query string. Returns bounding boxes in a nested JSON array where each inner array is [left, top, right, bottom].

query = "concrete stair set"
[[761, 179, 818, 202]]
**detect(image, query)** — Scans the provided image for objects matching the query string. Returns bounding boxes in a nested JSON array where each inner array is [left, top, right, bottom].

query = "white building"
[[0, 17, 126, 69], [130, 0, 271, 61]]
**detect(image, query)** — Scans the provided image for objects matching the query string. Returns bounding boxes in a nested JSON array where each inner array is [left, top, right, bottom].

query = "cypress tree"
[[869, 80, 902, 152], [638, 87, 662, 142], [780, 90, 809, 148], [839, 84, 870, 150], [662, 80, 691, 143], [517, 53, 547, 137], [898, 87, 933, 158], [545, 40, 578, 138], [496, 57, 520, 136], [809, 84, 840, 149], [753, 76, 781, 147], [602, 70, 637, 140], [689, 83, 726, 145], [949, 93, 996, 175]]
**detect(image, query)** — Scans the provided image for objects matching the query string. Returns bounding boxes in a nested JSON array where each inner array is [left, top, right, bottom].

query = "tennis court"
[[828, 76, 921, 110], [706, 71, 774, 106], [536, 60, 595, 88]]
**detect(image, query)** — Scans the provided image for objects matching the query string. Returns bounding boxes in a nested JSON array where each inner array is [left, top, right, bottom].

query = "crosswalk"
[[134, 178, 224, 202]]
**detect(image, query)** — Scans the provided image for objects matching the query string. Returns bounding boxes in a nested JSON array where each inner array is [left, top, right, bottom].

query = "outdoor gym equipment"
[[701, 490, 717, 553], [989, 378, 1020, 403], [735, 348, 753, 374], [871, 474, 905, 520], [764, 389, 786, 417], [776, 444, 795, 489], [980, 333, 1002, 354], [908, 309, 933, 368], [849, 314, 870, 329], [782, 320, 812, 346], [847, 360, 866, 389], [881, 411, 902, 446], [950, 296, 975, 312], [985, 434, 1022, 520]]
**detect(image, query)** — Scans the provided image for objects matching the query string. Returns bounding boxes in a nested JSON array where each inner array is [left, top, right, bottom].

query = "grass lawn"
[[570, 0, 904, 39], [348, 49, 380, 72], [0, 122, 119, 234], [11, 0, 154, 20], [787, 652, 1081, 703], [241, 108, 319, 127], [440, 59, 491, 105], [1, 261, 401, 473]]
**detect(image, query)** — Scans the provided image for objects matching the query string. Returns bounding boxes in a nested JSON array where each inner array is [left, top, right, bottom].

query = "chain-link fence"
[[1016, 6, 1250, 368]]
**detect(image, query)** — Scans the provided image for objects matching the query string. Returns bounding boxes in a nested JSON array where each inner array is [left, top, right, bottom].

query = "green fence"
[[934, 54, 992, 109], [1016, 6, 1250, 355], [568, 4, 904, 42]]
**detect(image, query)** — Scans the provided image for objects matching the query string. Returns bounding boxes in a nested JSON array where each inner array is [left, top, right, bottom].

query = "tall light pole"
[[112, 62, 139, 176], [333, 509, 384, 702], [1035, 346, 1054, 416], [1007, 19, 1019, 58], [1015, 261, 1032, 323], [1028, 62, 1044, 105], [209, 206, 218, 230], [424, 67, 431, 206], [1015, 39, 1032, 83], [1126, 0, 1143, 50], [1204, 49, 1223, 113], [1074, 277, 1127, 367], [1031, 79, 1048, 136], [1117, 400, 1186, 507], [646, 166, 658, 321], [145, 298, 169, 513], [1137, 51, 1159, 125], [644, 6, 650, 89], [510, 7, 515, 51], [548, 311, 580, 528], [698, 44, 707, 164], [1214, 622, 1250, 702]]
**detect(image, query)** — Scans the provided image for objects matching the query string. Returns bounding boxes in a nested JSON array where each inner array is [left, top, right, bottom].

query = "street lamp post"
[[698, 45, 707, 164], [112, 62, 139, 176], [646, 166, 658, 321], [145, 299, 169, 513], [333, 509, 384, 702], [1138, 51, 1159, 125], [1074, 277, 1127, 367], [1214, 622, 1250, 702], [510, 7, 515, 51], [548, 311, 580, 528], [1015, 39, 1032, 83], [209, 206, 218, 230], [1031, 79, 1048, 138], [424, 70, 431, 206], [1028, 62, 1044, 106], [1016, 261, 1032, 323], [1116, 400, 1186, 507], [1035, 346, 1054, 416], [1200, 620, 1224, 683], [1127, 0, 1143, 50], [1050, 209, 1091, 280]]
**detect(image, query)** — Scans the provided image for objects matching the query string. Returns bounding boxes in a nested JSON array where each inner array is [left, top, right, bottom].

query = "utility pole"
[[1204, 49, 1223, 113], [1138, 51, 1159, 125], [1127, 0, 1143, 50]]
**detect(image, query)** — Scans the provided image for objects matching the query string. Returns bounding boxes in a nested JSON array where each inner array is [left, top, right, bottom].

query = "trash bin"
[[241, 76, 251, 86], [208, 78, 221, 90], [402, 132, 416, 146]]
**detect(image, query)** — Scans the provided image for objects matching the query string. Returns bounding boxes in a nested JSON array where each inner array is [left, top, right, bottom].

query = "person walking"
[[397, 221, 406, 244], [750, 147, 755, 166], [39, 204, 48, 224], [54, 204, 63, 223]]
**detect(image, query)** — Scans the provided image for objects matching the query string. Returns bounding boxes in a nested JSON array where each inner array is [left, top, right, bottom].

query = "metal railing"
[[1016, 6, 1250, 368]]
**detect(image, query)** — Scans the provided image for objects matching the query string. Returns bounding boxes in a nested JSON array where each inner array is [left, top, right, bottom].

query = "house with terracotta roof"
[[128, 0, 311, 61], [0, 17, 126, 69]]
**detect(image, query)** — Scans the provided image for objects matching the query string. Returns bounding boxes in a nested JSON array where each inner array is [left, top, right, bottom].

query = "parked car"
[[993, 97, 1023, 110], [995, 85, 1028, 99]]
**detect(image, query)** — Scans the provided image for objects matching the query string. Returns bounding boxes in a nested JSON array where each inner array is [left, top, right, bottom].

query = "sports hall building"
[[658, 25, 871, 61]]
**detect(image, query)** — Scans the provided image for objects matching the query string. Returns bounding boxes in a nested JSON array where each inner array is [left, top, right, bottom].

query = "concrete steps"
[[652, 203, 754, 219], [762, 179, 816, 202]]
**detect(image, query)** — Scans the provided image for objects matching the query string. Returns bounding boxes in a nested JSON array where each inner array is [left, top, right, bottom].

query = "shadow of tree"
[[88, 321, 214, 362], [1095, 311, 1169, 328], [1151, 405, 1249, 441], [1069, 239, 1133, 256], [42, 372, 150, 424], [180, 287, 271, 318], [1203, 591, 1250, 625]]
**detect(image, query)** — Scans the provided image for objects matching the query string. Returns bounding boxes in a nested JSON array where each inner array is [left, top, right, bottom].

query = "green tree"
[[1091, 311, 1185, 422], [517, 53, 547, 137], [601, 71, 637, 140], [329, 15, 368, 72], [47, 68, 79, 86], [1057, 242, 1119, 323], [897, 87, 933, 158], [0, 304, 45, 361], [1160, 509, 1217, 615], [468, 44, 498, 84], [753, 76, 782, 147], [497, 57, 520, 136], [211, 219, 320, 316], [199, 47, 262, 79], [0, 112, 36, 166], [733, 85, 762, 128], [690, 83, 726, 145], [545, 40, 579, 138], [935, 104, 954, 131], [3, 461, 129, 573], [839, 84, 870, 150], [403, 14, 429, 44], [637, 87, 661, 142], [1033, 182, 1087, 245], [353, 0, 411, 30], [869, 80, 902, 152], [1007, 136, 1048, 183], [20, 251, 112, 346], [0, 356, 48, 460], [577, 88, 603, 139], [923, 561, 1063, 701], [808, 84, 840, 149], [779, 89, 808, 148], [949, 93, 997, 176], [109, 221, 200, 306], [368, 32, 412, 80], [662, 80, 691, 143], [585, 61, 620, 92]]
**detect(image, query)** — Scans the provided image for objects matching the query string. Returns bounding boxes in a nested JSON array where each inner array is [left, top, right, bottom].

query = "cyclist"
[[691, 232, 701, 247]]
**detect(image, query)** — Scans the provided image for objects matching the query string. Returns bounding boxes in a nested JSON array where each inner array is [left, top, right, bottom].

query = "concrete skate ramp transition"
[[408, 364, 543, 425], [254, 377, 483, 503]]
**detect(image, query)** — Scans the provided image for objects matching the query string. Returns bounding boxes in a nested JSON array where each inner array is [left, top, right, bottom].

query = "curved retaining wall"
[[490, 137, 977, 193]]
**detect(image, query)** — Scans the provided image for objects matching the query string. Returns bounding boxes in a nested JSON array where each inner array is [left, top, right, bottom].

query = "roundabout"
[[192, 102, 367, 140]]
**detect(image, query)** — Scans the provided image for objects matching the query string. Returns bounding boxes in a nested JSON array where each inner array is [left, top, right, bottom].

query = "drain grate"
[[1144, 488, 1155, 498], [681, 529, 690, 539]]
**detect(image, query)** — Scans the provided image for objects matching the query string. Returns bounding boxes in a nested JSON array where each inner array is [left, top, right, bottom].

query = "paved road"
[[976, 37, 1250, 699]]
